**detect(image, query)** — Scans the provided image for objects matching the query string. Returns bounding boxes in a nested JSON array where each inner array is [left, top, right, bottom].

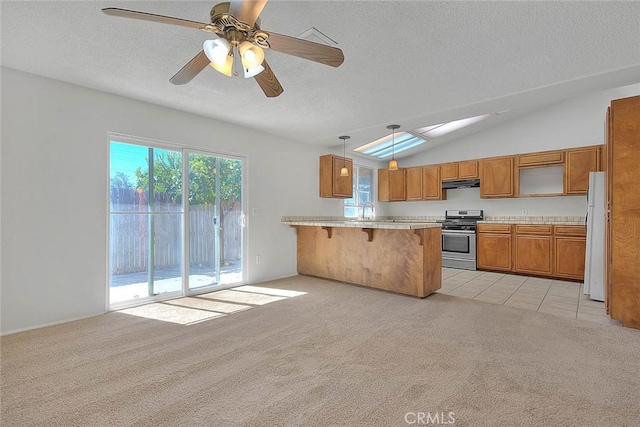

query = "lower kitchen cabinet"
[[554, 236, 586, 280], [477, 224, 512, 271], [477, 223, 586, 281], [514, 234, 553, 276]]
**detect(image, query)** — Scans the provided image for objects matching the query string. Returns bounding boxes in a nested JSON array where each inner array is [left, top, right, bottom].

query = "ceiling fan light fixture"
[[243, 64, 265, 78], [103, 2, 344, 97], [239, 41, 265, 69], [203, 38, 230, 65], [203, 38, 234, 77]]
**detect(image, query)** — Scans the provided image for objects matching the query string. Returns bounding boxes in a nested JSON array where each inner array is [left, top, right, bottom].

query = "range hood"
[[442, 178, 480, 189]]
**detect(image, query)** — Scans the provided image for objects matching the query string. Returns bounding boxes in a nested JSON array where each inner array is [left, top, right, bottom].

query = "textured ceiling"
[[2, 1, 640, 157]]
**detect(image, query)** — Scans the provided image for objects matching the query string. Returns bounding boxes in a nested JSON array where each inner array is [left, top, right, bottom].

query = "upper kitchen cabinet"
[[440, 160, 479, 181], [480, 156, 514, 198], [515, 150, 564, 197], [564, 146, 601, 194], [517, 150, 564, 167], [458, 160, 480, 179], [405, 167, 424, 201], [440, 163, 458, 181], [319, 154, 353, 198], [378, 168, 407, 202], [422, 165, 444, 200]]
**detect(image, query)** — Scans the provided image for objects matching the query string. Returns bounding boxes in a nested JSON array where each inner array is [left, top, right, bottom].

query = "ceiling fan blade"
[[263, 31, 344, 67], [102, 8, 211, 31], [254, 60, 283, 97], [169, 51, 210, 85], [229, 0, 268, 28]]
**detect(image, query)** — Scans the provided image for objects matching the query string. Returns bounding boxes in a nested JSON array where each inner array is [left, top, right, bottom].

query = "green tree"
[[134, 151, 241, 206], [134, 150, 242, 262], [135, 150, 183, 203], [110, 171, 134, 191]]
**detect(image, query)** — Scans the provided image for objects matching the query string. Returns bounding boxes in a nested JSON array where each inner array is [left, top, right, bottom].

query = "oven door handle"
[[442, 229, 476, 234]]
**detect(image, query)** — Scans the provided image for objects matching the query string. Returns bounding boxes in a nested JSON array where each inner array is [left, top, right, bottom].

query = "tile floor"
[[438, 268, 621, 326]]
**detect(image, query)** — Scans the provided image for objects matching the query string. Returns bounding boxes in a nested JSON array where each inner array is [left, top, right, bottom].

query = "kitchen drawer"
[[518, 151, 564, 167], [477, 224, 512, 233], [554, 225, 586, 237], [515, 225, 553, 235]]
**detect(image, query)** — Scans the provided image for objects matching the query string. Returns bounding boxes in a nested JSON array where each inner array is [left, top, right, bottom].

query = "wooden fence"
[[110, 188, 241, 275]]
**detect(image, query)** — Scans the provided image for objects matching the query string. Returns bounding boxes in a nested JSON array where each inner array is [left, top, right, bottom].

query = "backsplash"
[[481, 216, 585, 225]]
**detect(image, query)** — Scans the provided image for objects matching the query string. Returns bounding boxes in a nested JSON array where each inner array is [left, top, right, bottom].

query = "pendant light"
[[387, 124, 400, 170], [339, 135, 350, 177]]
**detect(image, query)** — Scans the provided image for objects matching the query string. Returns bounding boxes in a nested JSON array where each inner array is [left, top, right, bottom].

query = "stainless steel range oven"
[[441, 209, 483, 270]]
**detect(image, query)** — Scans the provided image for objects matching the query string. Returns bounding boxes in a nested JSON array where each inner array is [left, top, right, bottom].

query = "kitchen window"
[[344, 165, 374, 218]]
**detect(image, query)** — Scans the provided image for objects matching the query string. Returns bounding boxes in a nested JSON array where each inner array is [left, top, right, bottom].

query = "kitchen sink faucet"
[[361, 202, 375, 220]]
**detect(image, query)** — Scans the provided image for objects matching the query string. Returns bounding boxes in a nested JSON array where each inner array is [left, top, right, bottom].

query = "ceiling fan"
[[102, 1, 345, 97]]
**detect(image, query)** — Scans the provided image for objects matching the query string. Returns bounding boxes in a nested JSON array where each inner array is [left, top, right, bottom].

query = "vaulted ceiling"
[[2, 1, 639, 158]]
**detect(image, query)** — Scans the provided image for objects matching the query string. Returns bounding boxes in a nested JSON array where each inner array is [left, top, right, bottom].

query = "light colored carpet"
[[2, 275, 640, 426]]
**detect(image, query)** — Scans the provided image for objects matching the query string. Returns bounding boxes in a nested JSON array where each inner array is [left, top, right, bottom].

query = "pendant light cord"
[[386, 124, 400, 169], [391, 128, 395, 161]]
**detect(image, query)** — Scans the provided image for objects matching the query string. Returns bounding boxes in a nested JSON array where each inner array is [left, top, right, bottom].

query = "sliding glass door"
[[186, 152, 244, 291], [109, 138, 244, 308]]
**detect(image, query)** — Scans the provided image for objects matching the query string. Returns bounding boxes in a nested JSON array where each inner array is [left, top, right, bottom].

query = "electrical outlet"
[[522, 209, 528, 215], [252, 207, 261, 215], [256, 255, 261, 264]]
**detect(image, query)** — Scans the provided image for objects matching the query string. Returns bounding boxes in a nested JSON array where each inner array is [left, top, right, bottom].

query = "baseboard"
[[1, 313, 103, 336], [250, 273, 299, 285]]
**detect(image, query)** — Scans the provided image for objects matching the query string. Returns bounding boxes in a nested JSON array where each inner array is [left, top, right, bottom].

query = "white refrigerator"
[[583, 171, 606, 301]]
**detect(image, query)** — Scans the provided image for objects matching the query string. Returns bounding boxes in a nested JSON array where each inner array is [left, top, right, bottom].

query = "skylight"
[[354, 132, 427, 159], [415, 114, 493, 139], [353, 113, 500, 160]]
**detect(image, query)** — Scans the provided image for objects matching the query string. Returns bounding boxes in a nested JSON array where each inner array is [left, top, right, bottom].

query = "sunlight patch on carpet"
[[232, 285, 307, 298], [198, 290, 287, 305], [118, 286, 307, 325], [119, 303, 225, 325], [164, 297, 252, 314]]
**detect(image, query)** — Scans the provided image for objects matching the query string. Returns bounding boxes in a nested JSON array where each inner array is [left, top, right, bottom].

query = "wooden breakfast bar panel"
[[293, 225, 442, 298]]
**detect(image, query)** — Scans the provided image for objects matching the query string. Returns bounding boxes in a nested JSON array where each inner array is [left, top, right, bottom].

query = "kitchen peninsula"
[[282, 218, 442, 297]]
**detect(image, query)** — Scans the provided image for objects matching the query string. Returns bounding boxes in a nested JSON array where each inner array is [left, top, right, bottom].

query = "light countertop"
[[281, 215, 586, 228], [281, 218, 441, 230]]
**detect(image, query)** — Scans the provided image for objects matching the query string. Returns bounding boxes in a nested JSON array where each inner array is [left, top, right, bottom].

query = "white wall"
[[2, 68, 636, 334], [0, 67, 368, 334], [385, 84, 640, 217]]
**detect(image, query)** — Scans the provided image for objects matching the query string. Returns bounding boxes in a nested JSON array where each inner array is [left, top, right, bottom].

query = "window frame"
[[106, 132, 248, 311], [344, 164, 375, 218]]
